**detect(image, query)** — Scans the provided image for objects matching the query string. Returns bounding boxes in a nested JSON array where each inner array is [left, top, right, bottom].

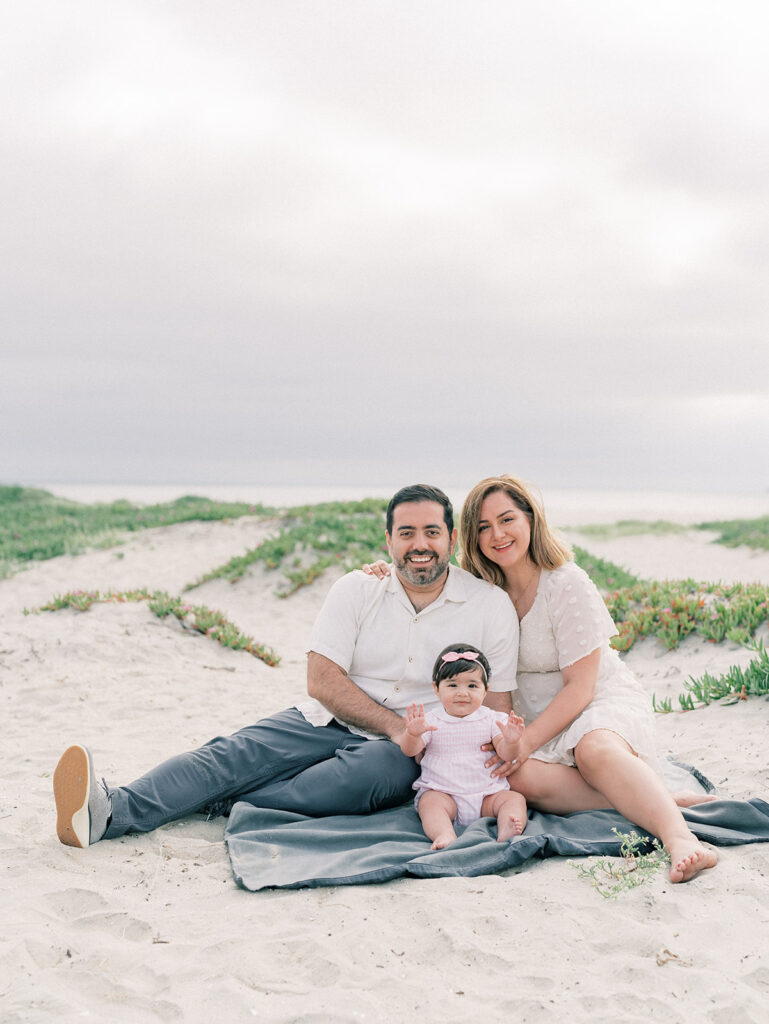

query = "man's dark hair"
[[386, 484, 454, 536]]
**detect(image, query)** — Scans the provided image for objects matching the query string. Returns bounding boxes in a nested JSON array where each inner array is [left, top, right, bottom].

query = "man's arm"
[[307, 652, 407, 742], [483, 689, 512, 714]]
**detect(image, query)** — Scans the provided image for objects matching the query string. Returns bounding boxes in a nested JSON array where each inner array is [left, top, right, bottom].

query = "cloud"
[[2, 1, 768, 492]]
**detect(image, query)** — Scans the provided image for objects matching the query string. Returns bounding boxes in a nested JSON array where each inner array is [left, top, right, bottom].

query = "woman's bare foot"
[[497, 813, 525, 842], [674, 789, 717, 808], [666, 836, 718, 882], [430, 830, 457, 850]]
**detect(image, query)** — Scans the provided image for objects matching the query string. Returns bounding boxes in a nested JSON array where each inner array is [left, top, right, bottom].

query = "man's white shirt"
[[299, 565, 519, 738]]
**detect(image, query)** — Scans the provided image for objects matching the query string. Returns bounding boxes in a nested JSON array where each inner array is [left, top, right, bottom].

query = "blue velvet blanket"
[[224, 763, 769, 891]]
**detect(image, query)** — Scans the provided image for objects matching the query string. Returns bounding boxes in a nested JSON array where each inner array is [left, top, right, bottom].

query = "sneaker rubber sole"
[[54, 745, 92, 848]]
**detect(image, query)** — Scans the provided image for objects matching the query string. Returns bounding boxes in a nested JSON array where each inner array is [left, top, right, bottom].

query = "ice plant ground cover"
[[28, 589, 280, 666]]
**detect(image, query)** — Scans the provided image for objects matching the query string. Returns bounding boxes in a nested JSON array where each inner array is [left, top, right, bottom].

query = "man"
[[54, 484, 519, 848]]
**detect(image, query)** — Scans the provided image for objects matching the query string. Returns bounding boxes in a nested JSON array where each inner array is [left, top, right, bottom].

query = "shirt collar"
[[432, 704, 488, 724], [386, 563, 469, 611]]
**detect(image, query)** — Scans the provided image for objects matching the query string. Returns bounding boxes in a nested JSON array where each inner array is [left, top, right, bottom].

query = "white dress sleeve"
[[545, 563, 618, 670]]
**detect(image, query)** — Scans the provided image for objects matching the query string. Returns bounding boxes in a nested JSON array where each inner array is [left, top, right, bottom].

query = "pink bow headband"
[[440, 650, 487, 680]]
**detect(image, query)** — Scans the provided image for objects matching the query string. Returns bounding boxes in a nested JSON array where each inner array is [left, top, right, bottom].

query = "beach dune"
[[2, 510, 769, 1023]]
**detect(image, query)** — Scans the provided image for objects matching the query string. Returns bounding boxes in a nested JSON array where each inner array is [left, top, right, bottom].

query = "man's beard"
[[393, 550, 451, 587]]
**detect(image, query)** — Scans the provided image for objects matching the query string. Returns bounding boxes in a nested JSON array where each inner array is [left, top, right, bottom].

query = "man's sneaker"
[[53, 745, 111, 847]]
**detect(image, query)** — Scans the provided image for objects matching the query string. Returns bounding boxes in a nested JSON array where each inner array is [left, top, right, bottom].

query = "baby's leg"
[[417, 790, 459, 850], [482, 789, 528, 842]]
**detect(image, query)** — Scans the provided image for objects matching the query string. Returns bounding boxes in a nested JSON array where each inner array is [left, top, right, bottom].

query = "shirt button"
[[413, 617, 418, 623], [395, 686, 401, 692], [408, 657, 413, 662]]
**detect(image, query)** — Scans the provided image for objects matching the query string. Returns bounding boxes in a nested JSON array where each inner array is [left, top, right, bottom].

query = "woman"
[[460, 474, 716, 883], [367, 475, 717, 883]]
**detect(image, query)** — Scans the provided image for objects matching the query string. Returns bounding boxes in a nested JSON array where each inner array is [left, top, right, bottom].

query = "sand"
[[2, 513, 769, 1023]]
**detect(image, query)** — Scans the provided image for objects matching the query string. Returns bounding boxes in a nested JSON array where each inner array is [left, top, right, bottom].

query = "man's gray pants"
[[105, 708, 420, 839]]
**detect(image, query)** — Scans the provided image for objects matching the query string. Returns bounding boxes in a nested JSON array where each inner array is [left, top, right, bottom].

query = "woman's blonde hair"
[[459, 475, 572, 587]]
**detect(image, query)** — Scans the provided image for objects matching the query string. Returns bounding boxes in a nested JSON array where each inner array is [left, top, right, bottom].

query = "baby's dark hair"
[[432, 643, 490, 689]]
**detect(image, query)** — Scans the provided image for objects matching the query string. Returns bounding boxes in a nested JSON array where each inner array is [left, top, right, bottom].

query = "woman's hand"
[[504, 733, 532, 775], [361, 559, 391, 580], [482, 731, 532, 777]]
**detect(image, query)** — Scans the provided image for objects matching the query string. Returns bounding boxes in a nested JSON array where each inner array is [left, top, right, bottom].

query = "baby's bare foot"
[[497, 814, 525, 842], [667, 836, 718, 882], [674, 790, 717, 808], [430, 830, 457, 850]]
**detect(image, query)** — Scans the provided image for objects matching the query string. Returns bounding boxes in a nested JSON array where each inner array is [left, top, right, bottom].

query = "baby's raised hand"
[[405, 702, 437, 736], [496, 711, 525, 746]]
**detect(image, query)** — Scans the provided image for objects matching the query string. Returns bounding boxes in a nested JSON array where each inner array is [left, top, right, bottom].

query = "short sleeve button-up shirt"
[[298, 565, 518, 738]]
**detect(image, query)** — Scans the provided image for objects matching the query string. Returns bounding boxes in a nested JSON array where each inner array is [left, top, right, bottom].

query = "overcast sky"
[[2, 1, 768, 494]]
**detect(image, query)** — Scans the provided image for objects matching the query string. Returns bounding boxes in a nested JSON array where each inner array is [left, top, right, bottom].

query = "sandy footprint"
[[45, 887, 108, 919]]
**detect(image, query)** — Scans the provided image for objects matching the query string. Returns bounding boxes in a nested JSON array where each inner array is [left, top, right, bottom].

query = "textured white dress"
[[515, 561, 657, 768]]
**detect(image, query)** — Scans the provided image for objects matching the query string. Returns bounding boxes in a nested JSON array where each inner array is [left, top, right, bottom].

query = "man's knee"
[[339, 742, 419, 812]]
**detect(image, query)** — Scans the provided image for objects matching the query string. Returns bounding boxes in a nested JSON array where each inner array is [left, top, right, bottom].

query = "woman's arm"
[[509, 648, 601, 769]]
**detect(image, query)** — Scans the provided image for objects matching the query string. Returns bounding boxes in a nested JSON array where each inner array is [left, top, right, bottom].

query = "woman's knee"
[[507, 763, 547, 803], [575, 729, 631, 774]]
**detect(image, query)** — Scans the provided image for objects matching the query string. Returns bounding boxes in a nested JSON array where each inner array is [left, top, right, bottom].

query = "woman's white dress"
[[514, 561, 657, 767]]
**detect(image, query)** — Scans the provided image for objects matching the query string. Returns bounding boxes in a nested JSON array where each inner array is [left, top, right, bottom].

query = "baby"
[[399, 642, 527, 849]]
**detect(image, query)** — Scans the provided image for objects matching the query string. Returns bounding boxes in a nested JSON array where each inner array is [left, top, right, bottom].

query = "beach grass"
[[696, 516, 769, 551], [570, 515, 769, 552], [653, 640, 769, 712], [568, 520, 687, 540], [0, 484, 271, 576]]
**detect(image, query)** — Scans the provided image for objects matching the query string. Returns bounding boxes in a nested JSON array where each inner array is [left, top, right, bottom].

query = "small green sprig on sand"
[[571, 829, 670, 898], [35, 589, 280, 666], [653, 639, 769, 712]]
